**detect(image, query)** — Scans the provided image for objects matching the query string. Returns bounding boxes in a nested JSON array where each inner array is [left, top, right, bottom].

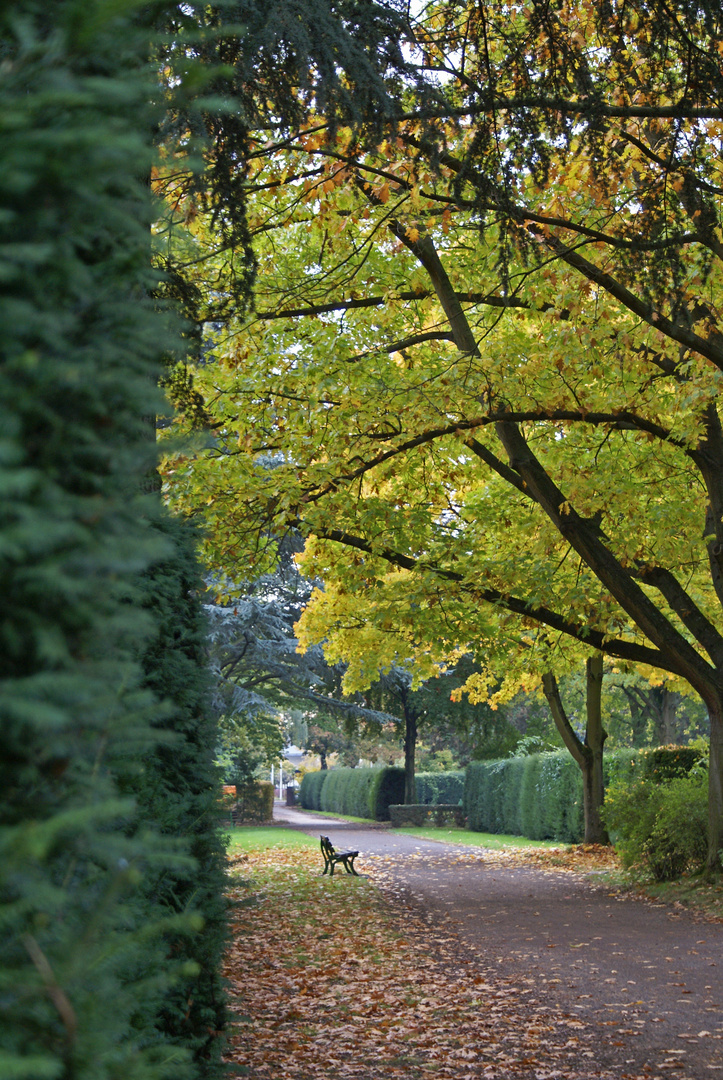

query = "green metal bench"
[[320, 835, 359, 876]]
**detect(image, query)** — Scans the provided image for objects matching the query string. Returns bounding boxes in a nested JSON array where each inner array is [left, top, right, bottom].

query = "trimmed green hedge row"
[[301, 747, 702, 838], [465, 753, 584, 842], [299, 767, 405, 820], [299, 769, 327, 810], [415, 771, 465, 805], [465, 746, 704, 843]]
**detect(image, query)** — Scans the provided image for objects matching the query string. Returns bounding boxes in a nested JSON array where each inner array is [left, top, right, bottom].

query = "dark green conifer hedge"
[[0, 5, 227, 1078], [299, 770, 328, 810], [465, 755, 584, 841], [301, 766, 405, 820], [464, 746, 704, 844]]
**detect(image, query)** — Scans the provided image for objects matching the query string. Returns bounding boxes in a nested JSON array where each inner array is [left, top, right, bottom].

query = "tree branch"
[[312, 526, 681, 675], [541, 672, 587, 768], [494, 420, 718, 691]]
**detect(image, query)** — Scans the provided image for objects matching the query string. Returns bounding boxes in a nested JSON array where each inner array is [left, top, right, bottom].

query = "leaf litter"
[[224, 845, 622, 1079]]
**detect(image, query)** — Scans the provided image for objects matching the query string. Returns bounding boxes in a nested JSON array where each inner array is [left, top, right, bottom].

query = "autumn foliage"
[[224, 844, 610, 1078]]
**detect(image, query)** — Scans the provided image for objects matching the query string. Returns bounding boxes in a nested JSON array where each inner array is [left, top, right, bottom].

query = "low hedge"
[[415, 771, 465, 805], [300, 766, 405, 820], [232, 781, 274, 823], [389, 804, 466, 827]]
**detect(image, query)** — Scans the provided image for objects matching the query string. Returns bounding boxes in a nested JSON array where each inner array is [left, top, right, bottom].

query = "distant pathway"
[[273, 804, 723, 1078]]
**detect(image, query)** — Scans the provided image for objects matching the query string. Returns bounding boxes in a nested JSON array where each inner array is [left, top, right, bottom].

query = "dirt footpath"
[[277, 810, 723, 1078]]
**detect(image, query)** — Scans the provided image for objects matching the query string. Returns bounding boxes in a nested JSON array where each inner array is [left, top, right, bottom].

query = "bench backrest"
[[320, 835, 335, 857]]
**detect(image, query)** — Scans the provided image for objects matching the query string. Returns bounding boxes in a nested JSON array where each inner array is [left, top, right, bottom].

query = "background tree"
[[203, 532, 400, 778]]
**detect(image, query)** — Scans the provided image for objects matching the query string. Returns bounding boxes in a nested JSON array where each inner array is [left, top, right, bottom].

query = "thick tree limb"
[[494, 420, 719, 692], [313, 525, 681, 675]]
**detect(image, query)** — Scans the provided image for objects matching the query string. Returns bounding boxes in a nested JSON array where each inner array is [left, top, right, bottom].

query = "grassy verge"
[[283, 806, 374, 824], [226, 826, 318, 856], [391, 826, 562, 849], [600, 866, 723, 920]]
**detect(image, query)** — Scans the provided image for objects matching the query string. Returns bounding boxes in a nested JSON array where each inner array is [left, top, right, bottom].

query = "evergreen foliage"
[[465, 745, 710, 847], [309, 765, 405, 820], [0, 5, 226, 1078], [415, 772, 466, 806], [320, 767, 380, 818], [299, 770, 328, 810], [135, 515, 229, 1075], [465, 755, 584, 842], [370, 766, 406, 821]]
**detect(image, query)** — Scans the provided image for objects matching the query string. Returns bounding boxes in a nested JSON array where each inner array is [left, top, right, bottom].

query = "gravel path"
[[273, 804, 723, 1078]]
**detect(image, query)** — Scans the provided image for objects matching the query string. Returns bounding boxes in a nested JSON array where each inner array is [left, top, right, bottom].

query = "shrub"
[[465, 753, 584, 842], [320, 766, 373, 816], [538, 753, 584, 843], [415, 771, 466, 805], [0, 8, 227, 1079], [136, 516, 229, 1074], [603, 767, 709, 880], [370, 767, 406, 820], [501, 758, 525, 837], [462, 760, 501, 833], [519, 755, 545, 839], [316, 766, 404, 820], [233, 781, 275, 823], [641, 745, 704, 780]]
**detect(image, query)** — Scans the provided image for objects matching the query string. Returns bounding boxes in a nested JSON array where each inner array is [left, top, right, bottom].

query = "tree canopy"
[[162, 0, 723, 868]]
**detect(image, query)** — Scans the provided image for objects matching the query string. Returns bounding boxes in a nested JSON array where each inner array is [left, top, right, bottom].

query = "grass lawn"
[[226, 826, 317, 857], [391, 826, 563, 849], [225, 821, 563, 858]]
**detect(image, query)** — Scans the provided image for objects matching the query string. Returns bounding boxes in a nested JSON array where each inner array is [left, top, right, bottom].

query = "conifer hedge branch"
[[0, 5, 226, 1078]]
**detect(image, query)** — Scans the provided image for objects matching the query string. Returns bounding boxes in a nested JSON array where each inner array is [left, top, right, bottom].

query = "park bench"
[[320, 835, 359, 876]]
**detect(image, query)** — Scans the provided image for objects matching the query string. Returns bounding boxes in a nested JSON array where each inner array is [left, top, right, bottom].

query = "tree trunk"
[[659, 688, 681, 744], [621, 687, 649, 746], [541, 657, 609, 845], [583, 654, 609, 845], [403, 708, 417, 804], [704, 692, 723, 873]]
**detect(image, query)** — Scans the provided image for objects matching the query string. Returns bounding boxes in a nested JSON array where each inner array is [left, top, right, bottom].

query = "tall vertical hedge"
[[465, 754, 584, 842], [135, 515, 228, 1074], [0, 5, 226, 1079]]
